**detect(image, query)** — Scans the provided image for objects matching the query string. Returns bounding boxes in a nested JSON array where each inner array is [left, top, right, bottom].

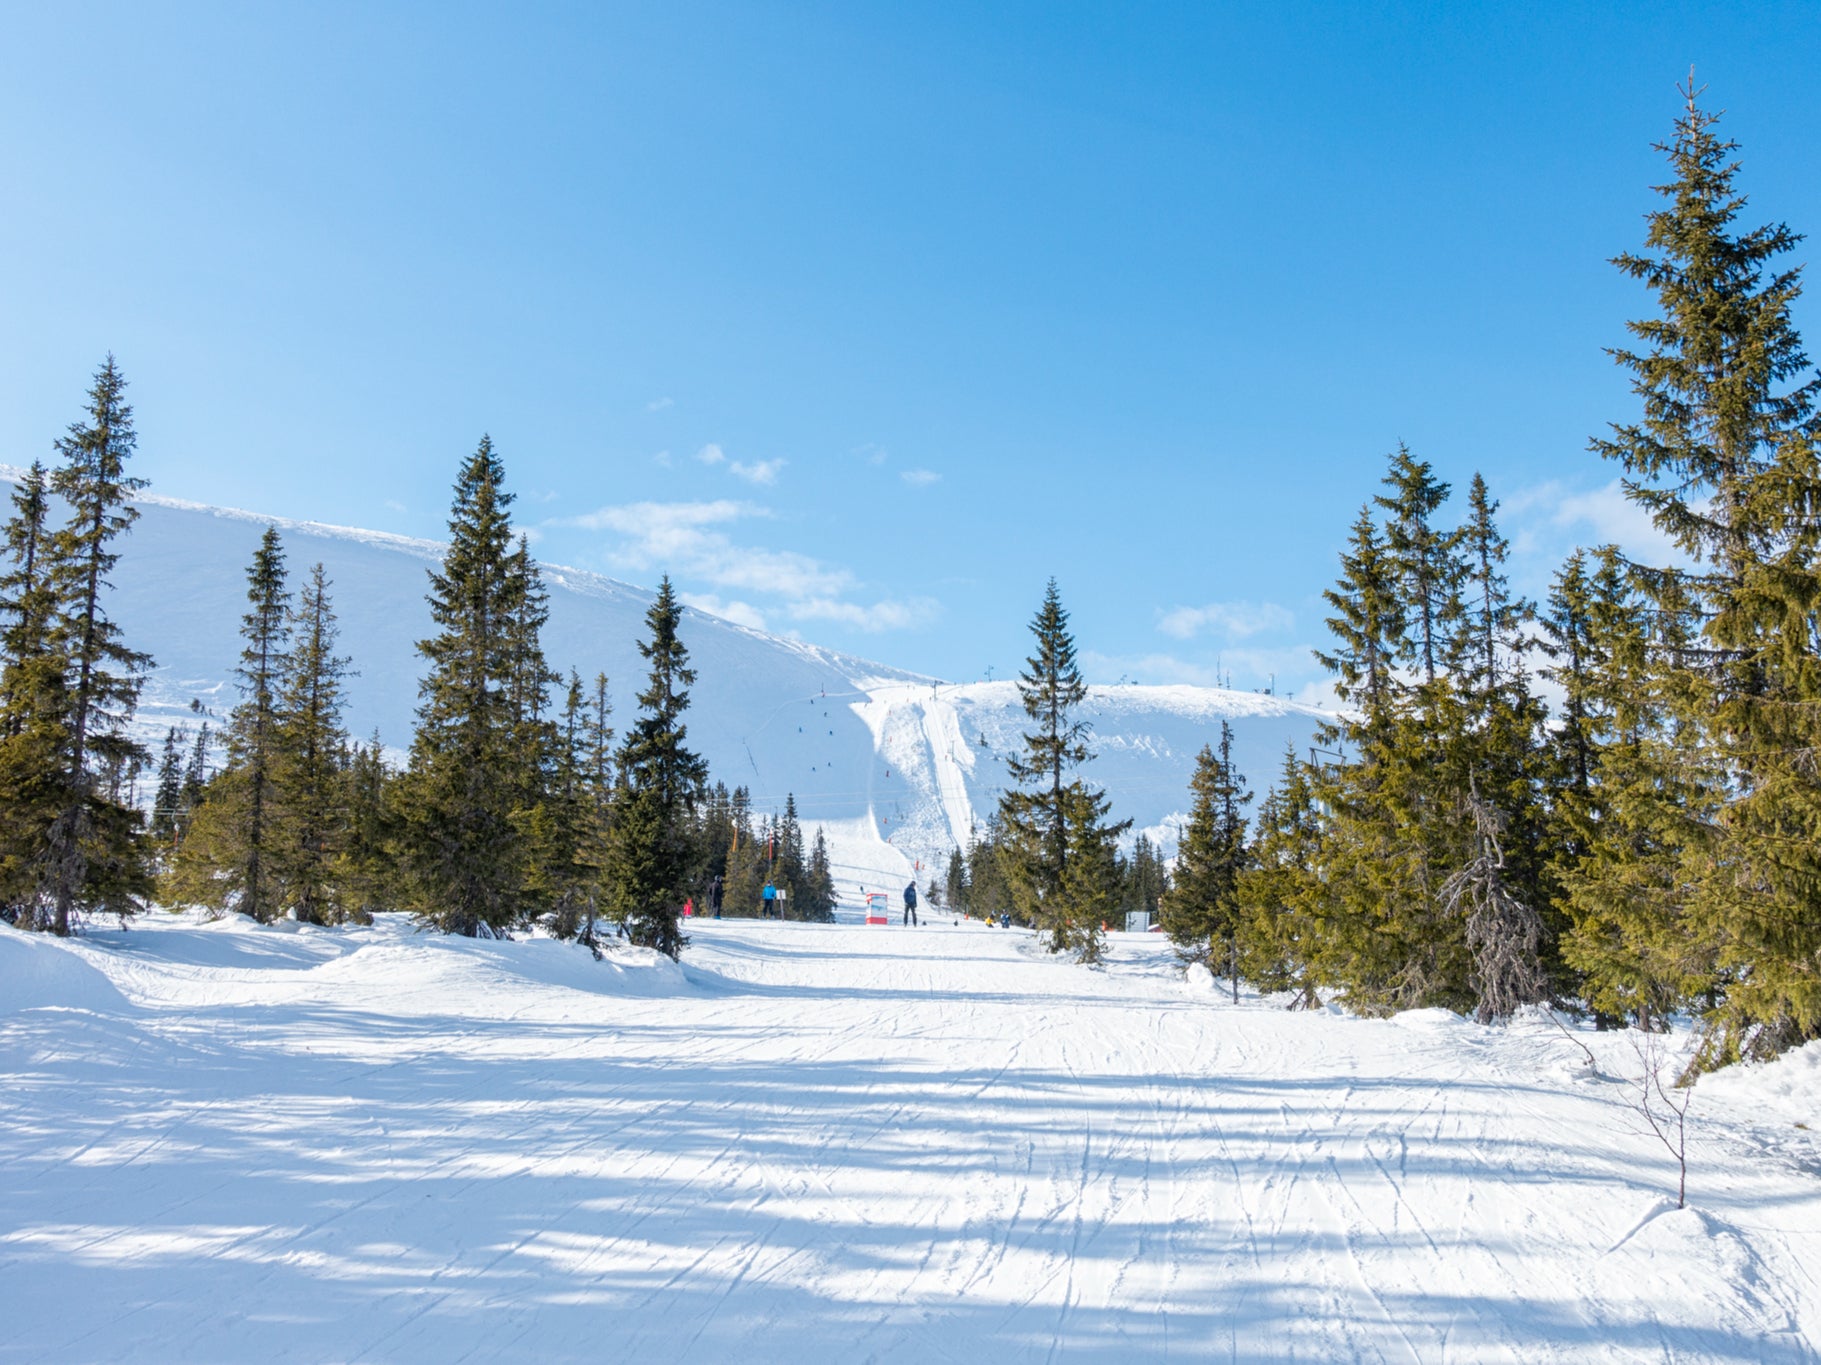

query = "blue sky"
[[4, 2, 1819, 698]]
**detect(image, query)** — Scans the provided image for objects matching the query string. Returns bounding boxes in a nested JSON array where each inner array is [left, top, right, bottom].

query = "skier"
[[902, 881, 919, 927], [710, 873, 724, 919]]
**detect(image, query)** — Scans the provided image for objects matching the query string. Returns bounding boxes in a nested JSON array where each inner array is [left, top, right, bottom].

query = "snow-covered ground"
[[4, 914, 1818, 1362]]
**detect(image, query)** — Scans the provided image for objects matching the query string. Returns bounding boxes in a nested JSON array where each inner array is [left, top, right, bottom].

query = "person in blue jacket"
[[902, 881, 919, 926]]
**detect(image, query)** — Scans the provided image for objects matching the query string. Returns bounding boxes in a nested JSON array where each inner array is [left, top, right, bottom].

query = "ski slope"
[[4, 914, 1819, 1362]]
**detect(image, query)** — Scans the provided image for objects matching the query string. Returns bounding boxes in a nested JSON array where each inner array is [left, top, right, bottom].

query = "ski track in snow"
[[2, 915, 1820, 1363]]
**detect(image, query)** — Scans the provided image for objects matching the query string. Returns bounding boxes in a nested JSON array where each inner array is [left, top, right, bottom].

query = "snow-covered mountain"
[[14, 474, 1337, 899]]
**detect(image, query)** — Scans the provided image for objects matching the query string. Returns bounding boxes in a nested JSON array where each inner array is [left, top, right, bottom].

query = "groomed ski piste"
[[4, 913, 1819, 1362]]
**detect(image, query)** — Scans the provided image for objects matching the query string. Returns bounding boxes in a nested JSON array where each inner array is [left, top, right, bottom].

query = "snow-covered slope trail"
[[3, 915, 1819, 1362]]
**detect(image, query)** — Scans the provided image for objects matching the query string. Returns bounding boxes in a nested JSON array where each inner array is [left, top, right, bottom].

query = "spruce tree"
[[606, 576, 708, 957], [1161, 722, 1252, 997], [996, 579, 1126, 962], [1314, 505, 1404, 738], [520, 670, 595, 939], [336, 733, 393, 923], [1375, 445, 1464, 689], [273, 563, 353, 923], [1596, 82, 1821, 1062], [776, 794, 806, 916], [1305, 450, 1485, 1014], [1554, 558, 1716, 1030], [944, 846, 970, 917], [41, 358, 154, 933], [150, 726, 186, 847], [1233, 746, 1326, 1007], [0, 462, 72, 918], [167, 528, 290, 920], [398, 438, 529, 936], [803, 828, 837, 922], [0, 462, 54, 732]]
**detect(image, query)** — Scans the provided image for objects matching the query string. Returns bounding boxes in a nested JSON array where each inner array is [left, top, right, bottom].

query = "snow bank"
[[1699, 1037, 1821, 1130], [0, 927, 131, 1014]]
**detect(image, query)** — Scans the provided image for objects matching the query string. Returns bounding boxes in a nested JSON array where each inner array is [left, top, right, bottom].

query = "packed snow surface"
[[4, 914, 1819, 1362]]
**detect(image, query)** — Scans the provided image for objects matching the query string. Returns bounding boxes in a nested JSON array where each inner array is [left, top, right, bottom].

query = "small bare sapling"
[[1630, 1031, 1694, 1209]]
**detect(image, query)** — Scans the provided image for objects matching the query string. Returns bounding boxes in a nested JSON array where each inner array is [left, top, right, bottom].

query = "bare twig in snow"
[[1631, 1031, 1694, 1209]]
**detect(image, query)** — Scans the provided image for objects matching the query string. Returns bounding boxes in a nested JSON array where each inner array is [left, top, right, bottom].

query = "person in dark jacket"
[[710, 873, 724, 919], [902, 881, 919, 926]]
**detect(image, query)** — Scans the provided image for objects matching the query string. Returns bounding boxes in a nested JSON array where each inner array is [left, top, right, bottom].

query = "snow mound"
[[0, 927, 131, 1014], [1698, 1037, 1821, 1130]]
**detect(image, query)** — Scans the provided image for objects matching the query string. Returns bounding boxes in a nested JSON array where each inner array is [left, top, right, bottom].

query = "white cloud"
[[557, 499, 848, 599], [384, 499, 407, 514], [730, 458, 785, 486], [646, 396, 674, 413], [1503, 477, 1686, 590], [855, 443, 889, 466], [652, 449, 673, 467], [695, 443, 726, 466], [1292, 679, 1342, 712], [1156, 600, 1294, 641], [901, 468, 941, 488], [785, 596, 941, 632], [681, 593, 767, 630], [553, 497, 935, 634]]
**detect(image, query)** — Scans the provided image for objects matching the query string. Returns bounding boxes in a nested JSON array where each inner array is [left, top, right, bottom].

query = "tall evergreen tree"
[[1596, 82, 1821, 1062], [802, 828, 837, 923], [1161, 722, 1252, 997], [606, 576, 708, 957], [1314, 505, 1405, 737], [273, 562, 353, 923], [397, 438, 530, 936], [0, 462, 54, 732], [150, 726, 187, 847], [167, 528, 290, 920], [1553, 561, 1714, 1030], [0, 461, 72, 916], [1233, 745, 1327, 1007], [336, 733, 393, 923], [775, 793, 806, 917], [996, 579, 1126, 962], [1375, 445, 1464, 689], [38, 358, 154, 933], [944, 846, 970, 917]]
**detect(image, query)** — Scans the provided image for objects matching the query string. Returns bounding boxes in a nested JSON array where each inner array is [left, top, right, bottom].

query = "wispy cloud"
[[646, 396, 674, 413], [730, 458, 785, 486], [695, 443, 727, 466], [1156, 600, 1294, 641], [653, 449, 673, 467], [681, 592, 767, 631], [1503, 477, 1685, 589], [786, 596, 941, 632], [554, 498, 933, 632], [855, 442, 889, 467], [901, 468, 941, 488]]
